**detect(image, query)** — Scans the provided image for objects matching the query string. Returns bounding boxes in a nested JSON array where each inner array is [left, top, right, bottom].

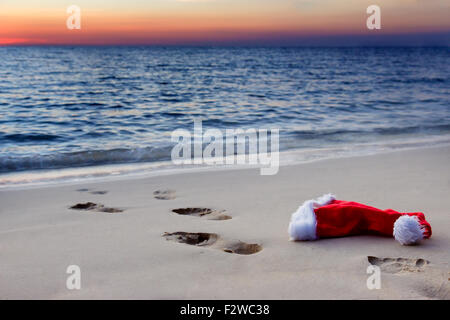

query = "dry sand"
[[0, 146, 449, 299]]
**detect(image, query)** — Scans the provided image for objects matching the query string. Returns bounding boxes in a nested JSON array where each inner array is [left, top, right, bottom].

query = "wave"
[[0, 133, 66, 143], [382, 77, 447, 84], [0, 145, 174, 173], [1, 134, 449, 189], [2, 124, 450, 174], [287, 124, 450, 139]]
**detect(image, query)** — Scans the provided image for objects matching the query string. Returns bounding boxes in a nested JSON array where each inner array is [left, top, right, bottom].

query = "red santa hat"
[[288, 194, 432, 245]]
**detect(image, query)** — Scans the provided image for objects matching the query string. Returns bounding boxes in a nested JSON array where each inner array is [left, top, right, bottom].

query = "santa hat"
[[288, 194, 432, 245]]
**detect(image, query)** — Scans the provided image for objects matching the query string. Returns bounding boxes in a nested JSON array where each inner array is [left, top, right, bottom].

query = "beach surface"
[[0, 146, 449, 299]]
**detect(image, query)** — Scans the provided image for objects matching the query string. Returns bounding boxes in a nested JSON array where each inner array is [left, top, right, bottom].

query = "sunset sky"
[[1, 0, 449, 45]]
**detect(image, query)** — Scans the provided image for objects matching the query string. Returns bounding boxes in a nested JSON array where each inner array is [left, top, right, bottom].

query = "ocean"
[[0, 46, 449, 186]]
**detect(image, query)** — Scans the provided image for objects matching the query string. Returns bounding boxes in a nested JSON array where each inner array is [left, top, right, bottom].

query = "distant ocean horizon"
[[0, 46, 449, 186]]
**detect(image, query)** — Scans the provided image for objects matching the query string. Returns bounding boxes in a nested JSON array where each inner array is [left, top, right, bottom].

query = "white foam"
[[1, 134, 450, 190]]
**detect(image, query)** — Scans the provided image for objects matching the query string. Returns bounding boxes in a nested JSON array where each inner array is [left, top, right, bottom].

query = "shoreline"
[[2, 136, 450, 191], [0, 145, 449, 299]]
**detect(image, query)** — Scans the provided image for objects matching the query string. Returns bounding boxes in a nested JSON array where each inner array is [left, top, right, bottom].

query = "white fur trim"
[[393, 215, 424, 245], [288, 194, 336, 241]]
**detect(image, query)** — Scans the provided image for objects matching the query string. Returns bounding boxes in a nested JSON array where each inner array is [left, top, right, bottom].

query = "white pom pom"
[[393, 215, 424, 245]]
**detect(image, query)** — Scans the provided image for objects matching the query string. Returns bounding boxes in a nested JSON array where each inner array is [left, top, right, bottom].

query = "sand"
[[0, 145, 449, 299]]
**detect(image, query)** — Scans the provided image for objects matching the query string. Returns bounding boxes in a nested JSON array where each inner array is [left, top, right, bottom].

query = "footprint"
[[70, 202, 123, 213], [172, 207, 232, 220], [222, 241, 263, 255], [90, 191, 108, 195], [70, 202, 97, 210], [162, 232, 262, 255], [162, 232, 219, 246], [368, 256, 429, 274], [154, 190, 176, 200], [76, 188, 108, 195]]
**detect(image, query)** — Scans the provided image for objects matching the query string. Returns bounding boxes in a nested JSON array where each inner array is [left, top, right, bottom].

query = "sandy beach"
[[0, 145, 449, 299]]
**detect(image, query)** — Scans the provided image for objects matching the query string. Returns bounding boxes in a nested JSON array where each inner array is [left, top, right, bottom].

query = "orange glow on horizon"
[[1, 1, 449, 45]]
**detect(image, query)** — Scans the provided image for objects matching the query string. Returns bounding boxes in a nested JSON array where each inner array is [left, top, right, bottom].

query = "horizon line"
[[1, 30, 448, 47]]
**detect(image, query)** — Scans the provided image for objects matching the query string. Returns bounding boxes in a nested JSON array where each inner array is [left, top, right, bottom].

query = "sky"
[[1, 0, 449, 46]]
